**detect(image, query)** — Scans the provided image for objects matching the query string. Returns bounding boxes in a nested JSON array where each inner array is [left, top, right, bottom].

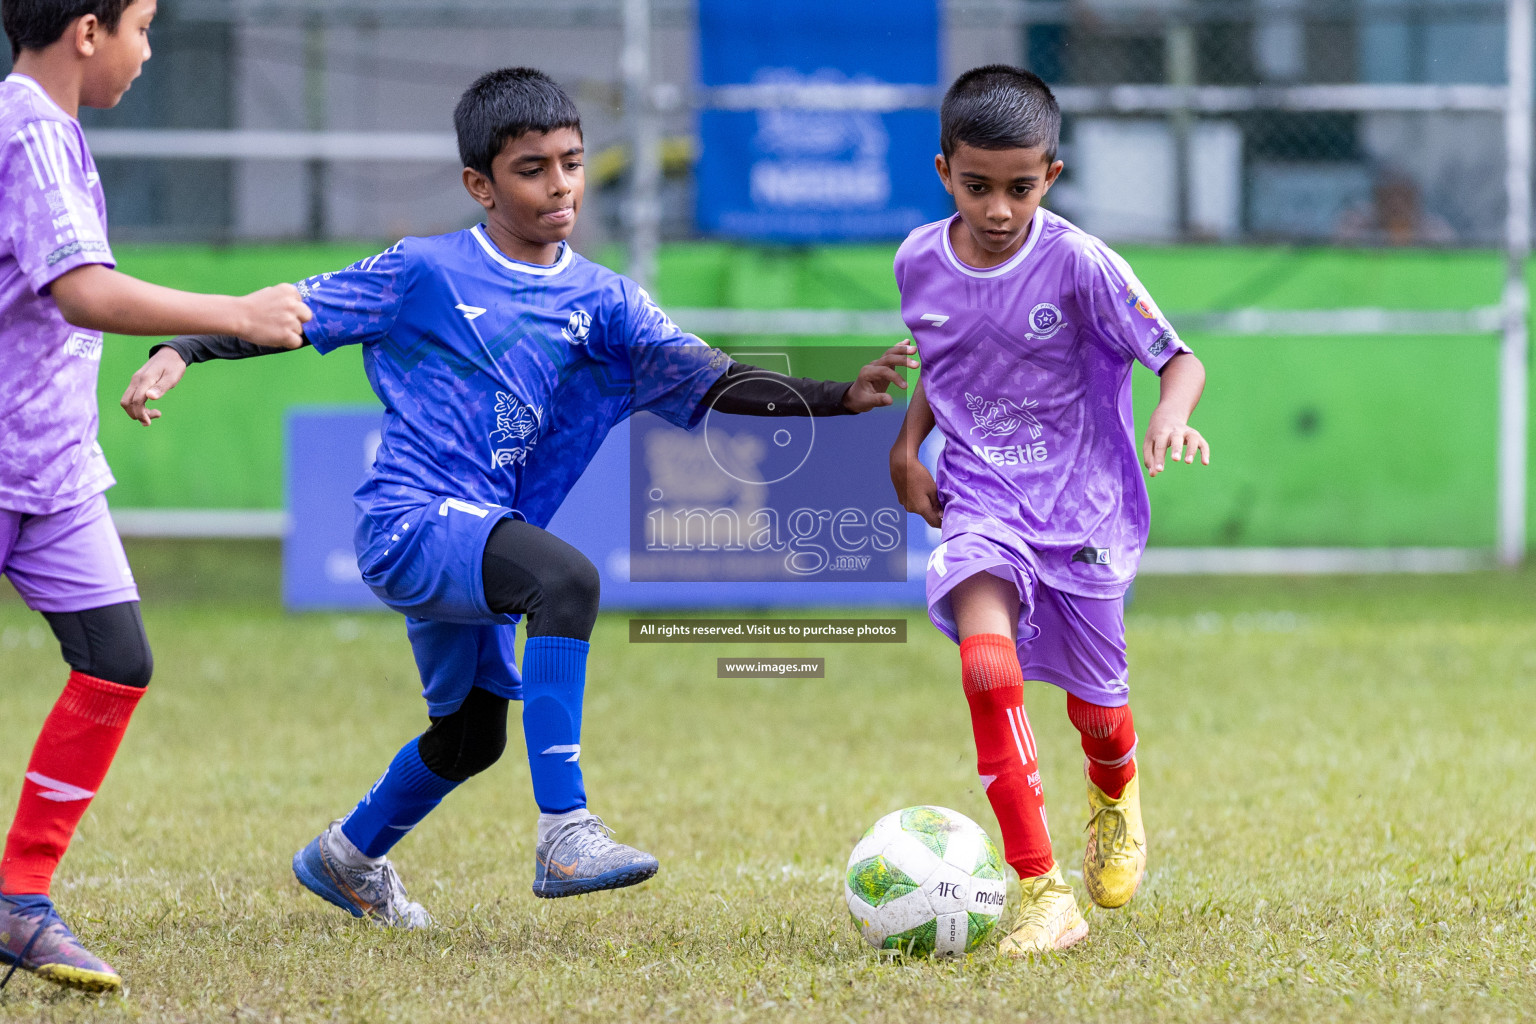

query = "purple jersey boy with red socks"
[[890, 65, 1211, 959], [0, 0, 308, 995]]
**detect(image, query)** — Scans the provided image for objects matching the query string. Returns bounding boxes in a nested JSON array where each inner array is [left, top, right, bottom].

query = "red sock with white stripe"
[[1066, 694, 1137, 799], [1, 672, 145, 896], [959, 634, 1054, 880]]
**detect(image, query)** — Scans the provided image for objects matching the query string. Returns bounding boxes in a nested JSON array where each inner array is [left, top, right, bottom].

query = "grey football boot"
[[533, 815, 659, 897], [292, 820, 432, 928]]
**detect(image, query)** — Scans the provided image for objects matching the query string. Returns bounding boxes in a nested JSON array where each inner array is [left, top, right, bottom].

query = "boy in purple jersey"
[[0, 0, 309, 994], [889, 66, 1210, 957]]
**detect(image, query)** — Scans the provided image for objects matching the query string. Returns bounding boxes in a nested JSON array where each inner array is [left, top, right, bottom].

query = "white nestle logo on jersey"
[[26, 772, 94, 803], [966, 393, 1044, 440], [456, 303, 487, 321], [562, 309, 592, 345], [62, 331, 102, 361], [488, 392, 544, 469], [919, 313, 949, 327], [541, 744, 581, 763]]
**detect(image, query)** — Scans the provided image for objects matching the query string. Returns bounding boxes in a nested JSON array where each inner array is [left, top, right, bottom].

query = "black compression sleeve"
[[150, 334, 311, 364], [700, 360, 854, 417]]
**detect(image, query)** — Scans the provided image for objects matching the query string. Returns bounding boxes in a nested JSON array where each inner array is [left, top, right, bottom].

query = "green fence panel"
[[91, 242, 1516, 549]]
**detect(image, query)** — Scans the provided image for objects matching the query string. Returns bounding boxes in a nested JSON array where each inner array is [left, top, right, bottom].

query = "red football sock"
[[1067, 694, 1137, 799], [960, 634, 1053, 880], [1, 672, 145, 896]]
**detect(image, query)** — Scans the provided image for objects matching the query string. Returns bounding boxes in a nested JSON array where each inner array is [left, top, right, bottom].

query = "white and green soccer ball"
[[844, 805, 1008, 957]]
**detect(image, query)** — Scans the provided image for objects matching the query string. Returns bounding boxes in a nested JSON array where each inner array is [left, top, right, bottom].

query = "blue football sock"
[[340, 737, 459, 858], [521, 635, 589, 814]]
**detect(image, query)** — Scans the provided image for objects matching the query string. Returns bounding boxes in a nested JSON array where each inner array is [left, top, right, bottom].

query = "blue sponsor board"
[[284, 406, 933, 612], [696, 0, 948, 242], [628, 407, 906, 584], [283, 406, 386, 612]]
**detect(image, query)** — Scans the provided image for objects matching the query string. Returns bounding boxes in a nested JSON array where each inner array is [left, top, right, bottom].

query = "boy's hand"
[[120, 347, 188, 426], [236, 283, 312, 349], [891, 454, 942, 528], [843, 342, 919, 412], [1143, 405, 1210, 477]]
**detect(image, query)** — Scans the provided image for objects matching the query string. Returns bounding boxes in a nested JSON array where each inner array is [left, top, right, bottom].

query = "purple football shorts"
[[0, 493, 139, 613], [926, 530, 1129, 707]]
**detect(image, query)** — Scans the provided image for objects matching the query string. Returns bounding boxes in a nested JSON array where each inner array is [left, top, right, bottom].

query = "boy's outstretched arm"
[[889, 375, 942, 528], [700, 342, 917, 416], [1144, 351, 1210, 477], [120, 333, 309, 425], [50, 264, 310, 348]]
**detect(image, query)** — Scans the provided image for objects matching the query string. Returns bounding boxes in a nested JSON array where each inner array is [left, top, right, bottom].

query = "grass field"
[[2, 547, 1534, 1022]]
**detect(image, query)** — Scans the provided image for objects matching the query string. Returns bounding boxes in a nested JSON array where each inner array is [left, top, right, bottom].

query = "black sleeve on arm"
[[149, 333, 311, 364], [699, 360, 854, 417]]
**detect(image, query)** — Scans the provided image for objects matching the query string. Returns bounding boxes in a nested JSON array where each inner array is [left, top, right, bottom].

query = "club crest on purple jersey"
[[1026, 302, 1066, 339], [965, 393, 1044, 440]]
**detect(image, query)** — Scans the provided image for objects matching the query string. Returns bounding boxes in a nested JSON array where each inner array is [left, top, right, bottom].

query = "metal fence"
[[0, 1, 1520, 250]]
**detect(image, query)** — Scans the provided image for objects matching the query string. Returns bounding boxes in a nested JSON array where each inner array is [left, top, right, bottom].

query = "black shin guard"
[[41, 601, 153, 688], [480, 517, 600, 639], [416, 686, 510, 783]]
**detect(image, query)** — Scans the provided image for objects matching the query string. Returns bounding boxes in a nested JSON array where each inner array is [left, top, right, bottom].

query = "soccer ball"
[[844, 806, 1007, 957]]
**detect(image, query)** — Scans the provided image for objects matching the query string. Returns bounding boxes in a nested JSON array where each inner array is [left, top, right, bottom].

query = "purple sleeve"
[[295, 242, 409, 353], [622, 283, 731, 428], [0, 121, 114, 293], [1078, 243, 1189, 374]]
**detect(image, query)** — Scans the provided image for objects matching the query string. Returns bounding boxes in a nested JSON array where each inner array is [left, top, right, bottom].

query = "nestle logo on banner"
[[746, 69, 892, 210], [628, 348, 906, 583]]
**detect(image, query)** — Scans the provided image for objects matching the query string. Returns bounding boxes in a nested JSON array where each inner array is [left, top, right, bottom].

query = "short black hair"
[[940, 65, 1060, 162], [3, 0, 134, 60], [454, 67, 582, 177]]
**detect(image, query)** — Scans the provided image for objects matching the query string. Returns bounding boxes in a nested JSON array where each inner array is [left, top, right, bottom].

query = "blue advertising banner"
[[696, 0, 948, 242], [284, 406, 937, 612], [283, 407, 386, 612]]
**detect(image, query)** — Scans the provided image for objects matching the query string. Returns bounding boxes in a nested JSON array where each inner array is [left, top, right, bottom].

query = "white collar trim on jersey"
[[3, 74, 74, 121], [471, 224, 572, 276], [940, 211, 1042, 279]]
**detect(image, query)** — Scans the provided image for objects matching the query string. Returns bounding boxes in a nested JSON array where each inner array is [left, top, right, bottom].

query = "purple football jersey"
[[0, 73, 116, 515], [895, 209, 1189, 598]]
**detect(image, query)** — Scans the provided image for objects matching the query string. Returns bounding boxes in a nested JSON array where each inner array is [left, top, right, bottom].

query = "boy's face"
[[463, 127, 585, 251], [936, 143, 1063, 262], [79, 0, 156, 109]]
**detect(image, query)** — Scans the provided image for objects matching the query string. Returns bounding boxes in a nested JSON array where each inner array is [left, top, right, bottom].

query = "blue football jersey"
[[297, 225, 729, 530]]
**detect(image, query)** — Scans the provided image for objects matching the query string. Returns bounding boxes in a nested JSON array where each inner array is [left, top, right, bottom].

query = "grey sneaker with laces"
[[533, 815, 658, 898], [291, 821, 432, 929]]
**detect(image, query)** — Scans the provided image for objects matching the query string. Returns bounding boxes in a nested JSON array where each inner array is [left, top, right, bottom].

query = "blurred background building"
[[0, 0, 1512, 247]]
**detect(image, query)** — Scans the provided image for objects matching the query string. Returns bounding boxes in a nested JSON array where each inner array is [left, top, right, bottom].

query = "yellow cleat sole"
[[31, 963, 122, 994]]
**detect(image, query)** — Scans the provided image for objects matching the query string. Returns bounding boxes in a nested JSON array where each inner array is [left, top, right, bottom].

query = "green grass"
[[1, 557, 1534, 1022]]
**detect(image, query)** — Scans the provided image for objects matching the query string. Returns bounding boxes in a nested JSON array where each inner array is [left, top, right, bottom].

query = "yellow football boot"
[[997, 863, 1088, 957], [1082, 763, 1146, 909]]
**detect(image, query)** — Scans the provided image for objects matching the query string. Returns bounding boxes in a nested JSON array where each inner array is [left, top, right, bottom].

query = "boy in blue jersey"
[[122, 67, 915, 927]]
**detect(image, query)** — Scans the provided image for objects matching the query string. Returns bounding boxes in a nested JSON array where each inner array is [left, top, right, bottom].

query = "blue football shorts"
[[355, 494, 524, 716]]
